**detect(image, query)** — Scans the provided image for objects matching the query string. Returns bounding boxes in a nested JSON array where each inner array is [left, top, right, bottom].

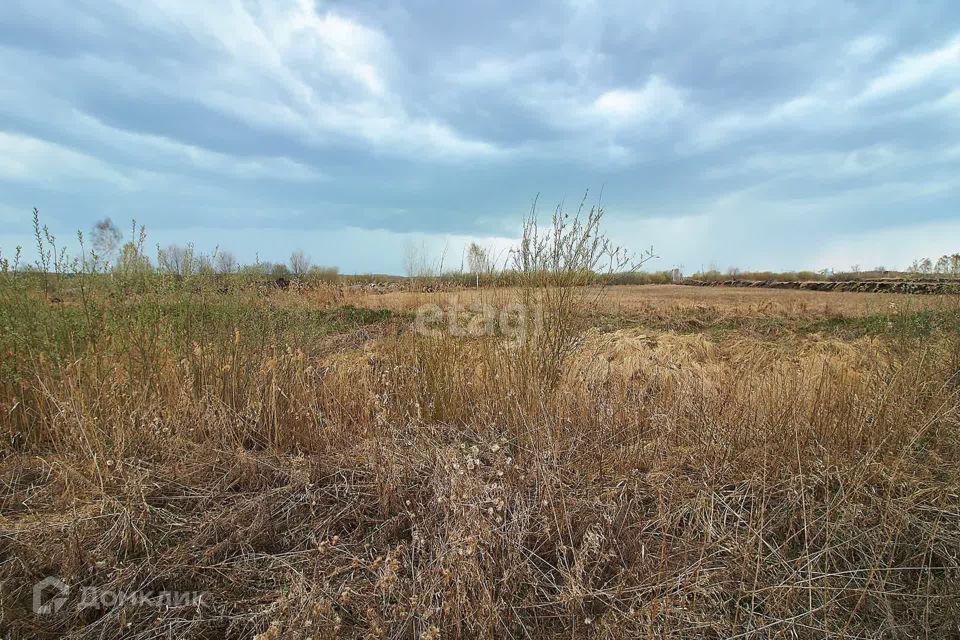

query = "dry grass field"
[[6, 1, 960, 636], [1, 270, 959, 638], [354, 283, 947, 318]]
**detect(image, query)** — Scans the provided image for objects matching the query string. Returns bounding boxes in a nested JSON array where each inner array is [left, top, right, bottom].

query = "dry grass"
[[353, 284, 948, 319], [1, 277, 959, 638]]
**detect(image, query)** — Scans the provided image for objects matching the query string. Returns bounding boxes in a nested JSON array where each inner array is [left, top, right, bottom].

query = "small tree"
[[116, 221, 152, 277], [196, 254, 215, 275], [403, 240, 438, 279], [215, 250, 236, 274], [159, 243, 195, 276], [91, 218, 122, 267], [935, 255, 950, 274], [290, 250, 310, 277], [466, 242, 492, 287], [509, 191, 655, 385], [117, 242, 152, 273], [467, 242, 489, 273]]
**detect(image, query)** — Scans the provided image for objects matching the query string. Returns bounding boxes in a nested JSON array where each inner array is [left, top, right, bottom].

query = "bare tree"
[[91, 218, 122, 264], [215, 250, 236, 274], [159, 244, 195, 276], [507, 190, 656, 386], [403, 240, 420, 278], [197, 254, 214, 274], [403, 240, 438, 278], [290, 250, 310, 277]]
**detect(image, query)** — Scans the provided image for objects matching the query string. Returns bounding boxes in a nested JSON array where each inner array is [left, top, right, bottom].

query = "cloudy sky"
[[1, 1, 958, 274]]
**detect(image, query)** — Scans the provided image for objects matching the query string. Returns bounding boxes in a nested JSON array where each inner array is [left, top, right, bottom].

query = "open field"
[[2, 275, 959, 638], [6, 2, 960, 637], [352, 284, 960, 339], [353, 283, 949, 317]]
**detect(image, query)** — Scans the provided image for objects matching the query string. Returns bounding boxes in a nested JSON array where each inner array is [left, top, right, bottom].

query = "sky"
[[1, 1, 958, 275]]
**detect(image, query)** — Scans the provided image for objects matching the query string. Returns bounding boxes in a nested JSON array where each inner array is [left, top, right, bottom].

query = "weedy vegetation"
[[1, 204, 959, 639]]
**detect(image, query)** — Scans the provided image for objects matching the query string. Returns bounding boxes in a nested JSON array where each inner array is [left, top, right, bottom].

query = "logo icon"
[[33, 576, 69, 614]]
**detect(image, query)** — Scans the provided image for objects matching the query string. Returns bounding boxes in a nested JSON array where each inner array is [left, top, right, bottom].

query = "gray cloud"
[[0, 0, 958, 273]]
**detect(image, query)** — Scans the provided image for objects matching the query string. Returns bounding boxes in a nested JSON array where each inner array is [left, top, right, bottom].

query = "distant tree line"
[[908, 253, 960, 276], [83, 217, 338, 281]]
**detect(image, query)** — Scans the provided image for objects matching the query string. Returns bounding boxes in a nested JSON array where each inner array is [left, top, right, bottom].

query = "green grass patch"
[[588, 307, 960, 342]]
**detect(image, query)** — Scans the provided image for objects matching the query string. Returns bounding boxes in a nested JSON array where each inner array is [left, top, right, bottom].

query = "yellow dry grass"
[[2, 280, 959, 639], [352, 283, 946, 319]]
